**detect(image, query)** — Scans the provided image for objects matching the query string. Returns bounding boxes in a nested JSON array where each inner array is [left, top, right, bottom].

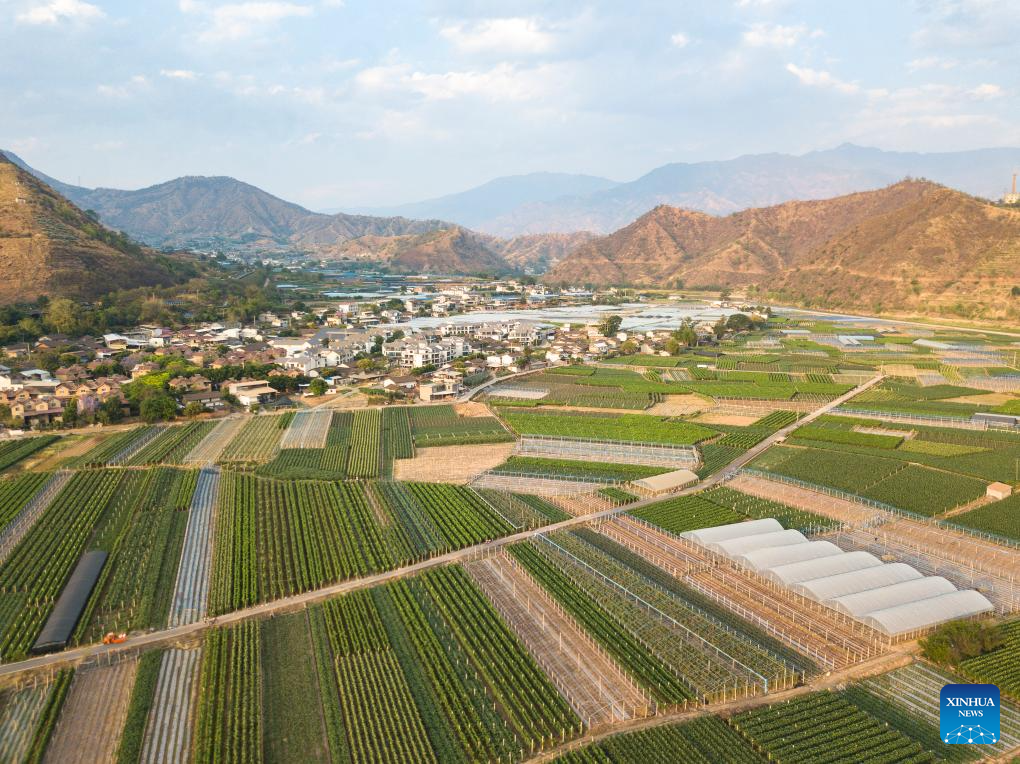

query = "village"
[[0, 278, 764, 430]]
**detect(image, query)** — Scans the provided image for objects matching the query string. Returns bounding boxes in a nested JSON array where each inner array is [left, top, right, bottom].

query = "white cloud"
[[670, 32, 689, 48], [439, 17, 555, 55], [16, 0, 104, 25], [160, 68, 198, 80], [743, 22, 818, 48], [906, 56, 958, 72], [356, 62, 559, 103], [970, 82, 1002, 99], [97, 74, 149, 98], [181, 1, 314, 43], [785, 63, 859, 94]]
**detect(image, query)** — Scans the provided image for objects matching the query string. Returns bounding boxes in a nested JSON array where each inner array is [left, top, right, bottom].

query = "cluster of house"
[[0, 364, 126, 426]]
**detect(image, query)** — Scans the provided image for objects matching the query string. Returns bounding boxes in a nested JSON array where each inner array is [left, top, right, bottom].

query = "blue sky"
[[1, 0, 1018, 209]]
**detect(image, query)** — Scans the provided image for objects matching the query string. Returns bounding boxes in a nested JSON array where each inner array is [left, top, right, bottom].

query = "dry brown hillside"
[[312, 226, 591, 274], [0, 154, 187, 303], [546, 181, 1020, 321]]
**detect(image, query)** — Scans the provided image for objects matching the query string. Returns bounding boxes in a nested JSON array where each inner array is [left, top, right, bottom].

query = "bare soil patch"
[[694, 412, 761, 426], [392, 442, 516, 483]]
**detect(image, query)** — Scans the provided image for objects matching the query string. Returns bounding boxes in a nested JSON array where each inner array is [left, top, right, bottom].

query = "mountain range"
[[364, 145, 1020, 236], [0, 153, 192, 303], [547, 180, 1020, 320], [0, 152, 450, 253]]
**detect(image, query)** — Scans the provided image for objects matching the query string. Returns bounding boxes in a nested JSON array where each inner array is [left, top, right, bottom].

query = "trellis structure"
[[517, 435, 701, 468]]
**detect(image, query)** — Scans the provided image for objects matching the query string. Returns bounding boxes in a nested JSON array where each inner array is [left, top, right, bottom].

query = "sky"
[[1, 0, 1019, 210]]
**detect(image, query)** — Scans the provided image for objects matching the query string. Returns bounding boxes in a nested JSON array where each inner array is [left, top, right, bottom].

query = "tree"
[[620, 340, 638, 354], [61, 399, 79, 427], [726, 313, 753, 332], [713, 317, 728, 339], [183, 401, 206, 417], [140, 393, 177, 423], [97, 397, 124, 424], [672, 318, 698, 348], [45, 298, 80, 335], [309, 378, 327, 396], [920, 620, 1003, 666], [599, 314, 623, 337]]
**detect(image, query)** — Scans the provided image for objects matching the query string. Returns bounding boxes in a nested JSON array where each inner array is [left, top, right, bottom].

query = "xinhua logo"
[[940, 683, 1000, 745]]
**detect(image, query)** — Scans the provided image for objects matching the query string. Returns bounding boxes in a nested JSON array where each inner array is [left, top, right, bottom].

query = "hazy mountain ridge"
[[374, 145, 1020, 236], [312, 226, 594, 274], [546, 180, 1020, 319], [0, 151, 452, 252], [0, 153, 192, 303]]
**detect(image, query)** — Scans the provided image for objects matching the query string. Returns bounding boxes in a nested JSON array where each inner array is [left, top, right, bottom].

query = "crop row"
[[510, 541, 693, 704], [729, 692, 937, 763], [217, 413, 293, 464], [125, 422, 216, 465], [555, 716, 762, 764], [0, 473, 49, 534], [209, 475, 390, 614], [0, 469, 126, 658], [408, 405, 512, 446], [0, 436, 57, 472], [500, 409, 717, 445], [960, 619, 1020, 700], [193, 620, 262, 764]]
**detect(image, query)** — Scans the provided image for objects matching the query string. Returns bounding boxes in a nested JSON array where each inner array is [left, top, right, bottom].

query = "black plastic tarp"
[[31, 550, 107, 654]]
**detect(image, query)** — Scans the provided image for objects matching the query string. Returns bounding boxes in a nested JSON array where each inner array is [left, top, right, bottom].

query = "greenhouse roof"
[[861, 590, 994, 636], [709, 529, 807, 556], [681, 518, 782, 545], [762, 550, 882, 586], [735, 540, 843, 572], [790, 563, 923, 602], [830, 577, 957, 618]]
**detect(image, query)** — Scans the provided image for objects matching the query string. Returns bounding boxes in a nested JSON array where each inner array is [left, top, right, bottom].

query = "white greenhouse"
[[830, 577, 957, 618], [860, 591, 994, 636], [683, 520, 994, 638], [763, 550, 883, 586], [734, 540, 843, 572]]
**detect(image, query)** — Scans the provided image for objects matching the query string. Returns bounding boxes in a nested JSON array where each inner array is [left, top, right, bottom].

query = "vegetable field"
[[500, 409, 717, 445], [194, 620, 262, 764], [408, 405, 513, 447], [729, 692, 937, 763], [218, 413, 293, 464]]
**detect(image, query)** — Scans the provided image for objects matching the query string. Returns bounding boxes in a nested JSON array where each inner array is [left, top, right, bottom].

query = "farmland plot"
[[0, 681, 55, 763], [500, 409, 716, 445], [279, 409, 333, 449], [729, 692, 936, 763], [140, 647, 202, 764], [79, 469, 195, 641], [261, 612, 329, 763], [42, 658, 138, 764], [466, 555, 652, 727], [126, 422, 215, 466], [0, 469, 125, 659], [218, 413, 293, 464], [0, 471, 64, 559], [210, 475, 392, 613], [167, 467, 219, 627], [409, 404, 513, 447], [184, 417, 246, 466], [0, 435, 58, 472]]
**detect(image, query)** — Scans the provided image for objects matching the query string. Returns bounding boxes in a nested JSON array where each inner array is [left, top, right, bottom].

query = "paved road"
[[0, 373, 885, 680]]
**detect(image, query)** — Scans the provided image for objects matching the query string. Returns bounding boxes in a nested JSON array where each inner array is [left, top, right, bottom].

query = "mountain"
[[351, 172, 618, 229], [546, 180, 1020, 320], [312, 226, 593, 275], [0, 153, 191, 303], [0, 151, 451, 252], [376, 145, 1020, 236]]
